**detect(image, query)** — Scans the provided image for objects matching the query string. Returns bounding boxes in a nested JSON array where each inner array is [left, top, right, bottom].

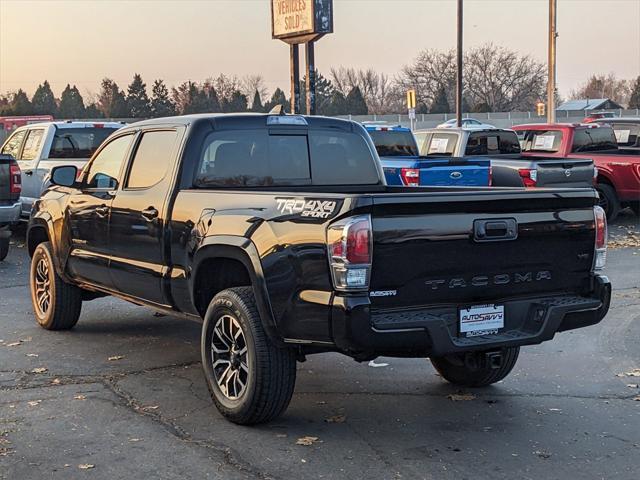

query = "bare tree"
[[330, 67, 400, 114], [396, 49, 457, 109], [205, 74, 241, 103], [240, 75, 269, 106], [570, 73, 632, 106], [463, 44, 546, 111]]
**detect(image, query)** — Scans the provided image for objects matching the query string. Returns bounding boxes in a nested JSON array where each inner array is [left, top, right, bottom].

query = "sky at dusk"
[[1, 0, 639, 100]]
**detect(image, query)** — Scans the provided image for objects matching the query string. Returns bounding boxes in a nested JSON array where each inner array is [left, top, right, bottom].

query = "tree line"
[[1, 43, 638, 119]]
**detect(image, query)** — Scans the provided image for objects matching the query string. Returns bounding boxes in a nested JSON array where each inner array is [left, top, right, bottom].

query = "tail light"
[[327, 215, 372, 291], [518, 168, 537, 188], [593, 205, 607, 271], [593, 166, 598, 185], [9, 161, 21, 195], [400, 168, 420, 187], [488, 165, 493, 186]]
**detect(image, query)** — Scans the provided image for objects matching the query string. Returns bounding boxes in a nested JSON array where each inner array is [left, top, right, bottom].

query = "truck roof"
[[512, 123, 609, 130], [363, 124, 410, 132], [129, 113, 355, 131], [415, 127, 515, 134], [17, 120, 124, 129]]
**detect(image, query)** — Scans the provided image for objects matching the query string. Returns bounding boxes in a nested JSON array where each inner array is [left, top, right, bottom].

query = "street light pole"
[[456, 0, 463, 127], [547, 0, 557, 123]]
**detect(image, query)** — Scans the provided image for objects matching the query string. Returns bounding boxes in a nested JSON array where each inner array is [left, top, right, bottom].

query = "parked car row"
[[363, 119, 639, 221]]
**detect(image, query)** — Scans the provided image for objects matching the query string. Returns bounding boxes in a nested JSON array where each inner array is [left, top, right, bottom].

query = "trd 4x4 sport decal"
[[275, 198, 340, 220]]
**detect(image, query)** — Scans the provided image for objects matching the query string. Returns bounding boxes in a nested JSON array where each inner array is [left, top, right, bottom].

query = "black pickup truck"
[[27, 113, 611, 425], [0, 153, 22, 260]]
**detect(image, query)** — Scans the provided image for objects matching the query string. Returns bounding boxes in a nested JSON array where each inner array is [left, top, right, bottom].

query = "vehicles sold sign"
[[271, 0, 333, 43]]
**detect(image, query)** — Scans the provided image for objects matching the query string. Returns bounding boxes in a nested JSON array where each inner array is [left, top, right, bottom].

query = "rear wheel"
[[630, 202, 640, 217], [596, 183, 620, 222], [430, 347, 520, 387], [201, 287, 297, 425], [30, 242, 82, 330], [0, 236, 8, 261]]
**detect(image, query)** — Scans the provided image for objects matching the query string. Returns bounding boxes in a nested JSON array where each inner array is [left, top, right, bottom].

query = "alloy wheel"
[[34, 258, 51, 316], [211, 314, 249, 400]]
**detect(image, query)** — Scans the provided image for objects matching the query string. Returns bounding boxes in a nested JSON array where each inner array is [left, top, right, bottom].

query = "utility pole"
[[547, 0, 557, 123], [290, 44, 300, 114], [456, 0, 463, 127]]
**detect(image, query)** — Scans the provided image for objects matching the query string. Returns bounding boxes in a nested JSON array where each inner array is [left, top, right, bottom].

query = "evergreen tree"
[[430, 85, 450, 114], [59, 84, 85, 119], [222, 90, 248, 112], [345, 86, 368, 115], [11, 89, 33, 115], [126, 73, 151, 118], [299, 70, 335, 115], [31, 80, 58, 116], [251, 90, 263, 112], [84, 103, 103, 119], [629, 76, 640, 109], [150, 79, 176, 118], [461, 96, 472, 114], [97, 78, 128, 118], [325, 91, 348, 116], [201, 82, 222, 113], [264, 88, 289, 113]]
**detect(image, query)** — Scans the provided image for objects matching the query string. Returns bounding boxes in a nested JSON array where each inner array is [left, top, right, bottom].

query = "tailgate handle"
[[474, 219, 518, 242]]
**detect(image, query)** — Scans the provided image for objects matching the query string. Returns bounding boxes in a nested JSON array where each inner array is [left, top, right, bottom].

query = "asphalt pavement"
[[1, 215, 639, 480]]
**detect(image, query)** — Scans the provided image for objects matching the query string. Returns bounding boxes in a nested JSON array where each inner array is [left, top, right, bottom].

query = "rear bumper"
[[330, 275, 611, 358], [0, 201, 21, 225]]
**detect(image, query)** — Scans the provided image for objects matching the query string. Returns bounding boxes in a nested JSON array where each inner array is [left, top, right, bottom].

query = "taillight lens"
[[400, 168, 420, 187], [327, 215, 372, 291], [593, 205, 607, 271], [593, 166, 598, 185], [9, 162, 21, 195], [518, 168, 537, 188], [488, 165, 493, 186]]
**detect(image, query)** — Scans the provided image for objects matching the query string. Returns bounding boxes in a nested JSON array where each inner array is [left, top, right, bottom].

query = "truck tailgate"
[[417, 157, 490, 186], [368, 189, 597, 310], [531, 158, 595, 188]]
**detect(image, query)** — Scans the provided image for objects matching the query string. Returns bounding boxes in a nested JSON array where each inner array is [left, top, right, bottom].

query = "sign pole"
[[456, 0, 463, 128], [547, 0, 557, 123], [290, 44, 300, 114], [305, 41, 316, 115]]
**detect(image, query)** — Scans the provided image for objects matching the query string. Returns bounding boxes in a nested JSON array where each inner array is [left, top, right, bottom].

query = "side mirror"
[[50, 165, 78, 187]]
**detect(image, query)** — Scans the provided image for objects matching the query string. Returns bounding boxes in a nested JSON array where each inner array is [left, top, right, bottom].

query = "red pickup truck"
[[513, 123, 640, 220]]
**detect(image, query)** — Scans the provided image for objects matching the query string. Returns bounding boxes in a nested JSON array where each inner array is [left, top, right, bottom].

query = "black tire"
[[201, 286, 297, 425], [0, 237, 8, 262], [30, 241, 82, 330], [430, 347, 520, 387], [596, 183, 620, 222], [630, 202, 640, 217]]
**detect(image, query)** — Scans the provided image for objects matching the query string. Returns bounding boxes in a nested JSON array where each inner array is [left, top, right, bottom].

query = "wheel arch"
[[191, 236, 282, 345]]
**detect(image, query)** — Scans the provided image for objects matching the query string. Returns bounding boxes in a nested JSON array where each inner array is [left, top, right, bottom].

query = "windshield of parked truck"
[[520, 130, 564, 153], [465, 131, 521, 155], [367, 130, 418, 157]]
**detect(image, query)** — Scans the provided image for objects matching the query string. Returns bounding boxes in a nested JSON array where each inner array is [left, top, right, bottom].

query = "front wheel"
[[430, 347, 520, 387], [30, 242, 82, 330], [201, 287, 297, 425]]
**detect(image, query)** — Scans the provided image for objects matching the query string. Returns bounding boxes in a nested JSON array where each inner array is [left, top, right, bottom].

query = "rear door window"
[[20, 129, 45, 161], [571, 127, 618, 153], [48, 127, 119, 159], [126, 130, 179, 189], [609, 122, 640, 148], [1, 130, 27, 158]]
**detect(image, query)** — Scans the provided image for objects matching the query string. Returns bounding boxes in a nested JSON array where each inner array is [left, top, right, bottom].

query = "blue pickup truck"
[[364, 124, 491, 186]]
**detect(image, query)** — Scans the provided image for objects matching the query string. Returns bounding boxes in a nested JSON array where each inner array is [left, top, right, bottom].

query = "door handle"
[[95, 205, 109, 217], [473, 218, 518, 242], [141, 207, 159, 221]]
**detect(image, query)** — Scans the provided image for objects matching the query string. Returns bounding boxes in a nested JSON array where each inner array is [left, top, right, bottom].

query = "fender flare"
[[191, 235, 283, 345], [27, 214, 73, 283]]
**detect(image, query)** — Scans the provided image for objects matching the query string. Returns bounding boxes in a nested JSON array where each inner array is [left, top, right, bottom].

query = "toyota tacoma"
[[27, 113, 611, 425]]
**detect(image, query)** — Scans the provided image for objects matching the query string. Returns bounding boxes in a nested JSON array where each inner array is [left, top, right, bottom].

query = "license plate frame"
[[459, 304, 505, 338]]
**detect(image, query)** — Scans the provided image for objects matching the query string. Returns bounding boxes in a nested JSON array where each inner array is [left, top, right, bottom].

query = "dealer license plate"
[[459, 304, 504, 338]]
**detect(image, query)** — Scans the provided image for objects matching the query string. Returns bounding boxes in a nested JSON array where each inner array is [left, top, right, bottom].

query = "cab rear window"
[[48, 127, 119, 159], [465, 132, 521, 155], [571, 127, 618, 153], [367, 130, 418, 157], [194, 129, 379, 187]]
